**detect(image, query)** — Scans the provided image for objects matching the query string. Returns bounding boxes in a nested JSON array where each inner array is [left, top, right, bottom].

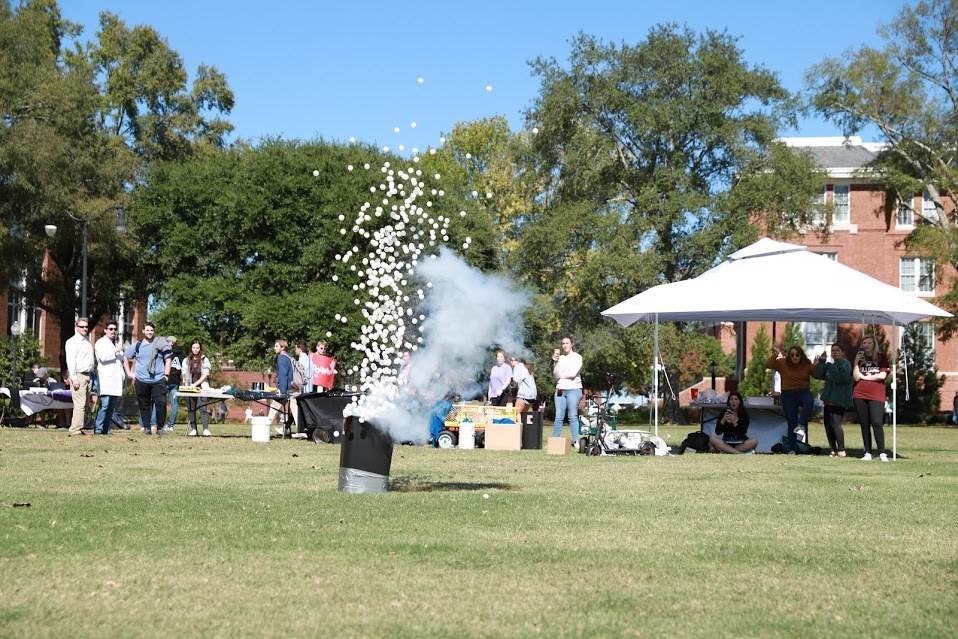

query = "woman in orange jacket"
[[766, 346, 818, 445]]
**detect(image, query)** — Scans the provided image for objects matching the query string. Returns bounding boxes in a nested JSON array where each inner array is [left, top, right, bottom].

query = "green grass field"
[[1, 422, 957, 638]]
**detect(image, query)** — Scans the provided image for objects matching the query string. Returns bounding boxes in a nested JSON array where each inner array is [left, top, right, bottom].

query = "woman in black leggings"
[[851, 335, 890, 462]]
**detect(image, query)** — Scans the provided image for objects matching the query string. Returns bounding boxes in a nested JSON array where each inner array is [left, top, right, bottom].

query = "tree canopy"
[[1, 0, 234, 362], [515, 26, 824, 392], [806, 0, 958, 336], [134, 139, 498, 372]]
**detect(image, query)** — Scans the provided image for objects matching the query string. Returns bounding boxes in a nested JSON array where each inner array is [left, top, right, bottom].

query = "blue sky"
[[59, 0, 905, 151]]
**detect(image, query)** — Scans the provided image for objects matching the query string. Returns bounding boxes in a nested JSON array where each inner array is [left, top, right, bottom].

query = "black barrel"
[[338, 416, 394, 493], [520, 411, 543, 449]]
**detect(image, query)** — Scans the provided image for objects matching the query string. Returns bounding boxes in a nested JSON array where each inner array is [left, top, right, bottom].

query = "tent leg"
[[653, 314, 659, 439], [892, 322, 898, 460]]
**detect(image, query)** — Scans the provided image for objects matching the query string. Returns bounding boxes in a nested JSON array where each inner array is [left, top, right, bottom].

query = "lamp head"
[[44, 223, 57, 237]]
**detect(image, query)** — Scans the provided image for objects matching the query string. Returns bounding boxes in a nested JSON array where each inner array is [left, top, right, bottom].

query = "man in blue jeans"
[[93, 320, 125, 435], [551, 336, 583, 444]]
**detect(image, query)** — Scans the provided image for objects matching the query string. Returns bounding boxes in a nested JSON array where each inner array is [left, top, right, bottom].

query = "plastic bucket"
[[690, 388, 699, 400], [251, 416, 271, 442], [459, 420, 476, 449]]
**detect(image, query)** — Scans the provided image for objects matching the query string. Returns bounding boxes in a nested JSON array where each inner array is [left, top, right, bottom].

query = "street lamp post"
[[10, 321, 22, 410], [45, 205, 126, 320], [709, 360, 717, 390]]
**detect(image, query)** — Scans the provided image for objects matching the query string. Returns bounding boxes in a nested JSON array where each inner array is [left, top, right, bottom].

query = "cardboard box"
[[484, 423, 521, 451], [547, 436, 572, 455]]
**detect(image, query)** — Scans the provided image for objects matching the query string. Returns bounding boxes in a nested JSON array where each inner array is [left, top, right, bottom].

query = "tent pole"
[[892, 321, 898, 460], [653, 314, 659, 438]]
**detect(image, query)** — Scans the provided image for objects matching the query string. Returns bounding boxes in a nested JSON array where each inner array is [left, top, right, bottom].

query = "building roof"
[[778, 136, 887, 178]]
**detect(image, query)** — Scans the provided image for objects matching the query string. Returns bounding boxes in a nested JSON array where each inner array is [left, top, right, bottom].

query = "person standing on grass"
[[65, 317, 95, 437], [766, 345, 818, 445], [709, 391, 757, 453], [295, 341, 314, 394], [163, 336, 184, 433], [124, 322, 172, 436], [816, 343, 854, 457], [952, 390, 958, 425], [310, 340, 338, 391], [511, 356, 537, 413], [552, 336, 583, 442], [268, 339, 293, 435], [182, 340, 212, 437], [852, 334, 890, 462], [488, 350, 513, 406], [93, 320, 124, 435]]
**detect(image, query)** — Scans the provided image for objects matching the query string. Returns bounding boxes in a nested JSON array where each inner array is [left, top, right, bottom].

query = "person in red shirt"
[[766, 345, 818, 445], [852, 334, 890, 462]]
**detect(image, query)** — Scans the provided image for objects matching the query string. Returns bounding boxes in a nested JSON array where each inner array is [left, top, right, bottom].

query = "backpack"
[[284, 352, 307, 391], [133, 337, 169, 377], [680, 431, 710, 454]]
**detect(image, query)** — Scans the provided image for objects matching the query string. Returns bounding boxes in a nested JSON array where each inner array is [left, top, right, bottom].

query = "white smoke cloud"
[[350, 248, 530, 444]]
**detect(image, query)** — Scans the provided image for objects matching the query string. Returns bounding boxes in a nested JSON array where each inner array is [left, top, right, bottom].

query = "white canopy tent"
[[601, 238, 952, 457]]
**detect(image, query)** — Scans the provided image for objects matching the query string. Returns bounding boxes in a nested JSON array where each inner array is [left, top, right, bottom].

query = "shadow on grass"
[[389, 476, 515, 493]]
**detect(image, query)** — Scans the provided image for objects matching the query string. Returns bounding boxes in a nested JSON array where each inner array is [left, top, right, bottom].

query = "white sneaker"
[[861, 452, 873, 461], [202, 429, 211, 437], [879, 453, 889, 462], [188, 429, 197, 437]]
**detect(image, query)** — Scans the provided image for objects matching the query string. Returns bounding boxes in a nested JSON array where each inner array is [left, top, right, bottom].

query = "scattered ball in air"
[[485, 85, 493, 92], [312, 170, 319, 177]]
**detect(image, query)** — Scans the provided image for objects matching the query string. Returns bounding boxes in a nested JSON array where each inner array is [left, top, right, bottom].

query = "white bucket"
[[459, 420, 475, 449], [251, 416, 271, 442]]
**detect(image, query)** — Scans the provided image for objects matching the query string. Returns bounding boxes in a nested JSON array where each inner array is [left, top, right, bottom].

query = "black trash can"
[[520, 411, 543, 450], [338, 416, 394, 493]]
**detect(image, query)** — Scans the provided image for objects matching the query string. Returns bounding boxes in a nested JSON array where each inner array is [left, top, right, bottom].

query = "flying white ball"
[[312, 170, 319, 177], [417, 77, 424, 84], [485, 85, 493, 92]]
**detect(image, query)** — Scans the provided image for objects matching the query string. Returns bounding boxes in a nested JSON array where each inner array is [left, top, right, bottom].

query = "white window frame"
[[900, 257, 935, 294], [916, 322, 936, 356], [897, 196, 914, 228], [799, 322, 837, 358], [832, 184, 850, 224], [921, 189, 939, 223]]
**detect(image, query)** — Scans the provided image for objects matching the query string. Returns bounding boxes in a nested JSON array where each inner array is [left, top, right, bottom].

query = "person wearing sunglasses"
[[93, 320, 125, 435], [766, 345, 818, 447], [65, 317, 95, 436]]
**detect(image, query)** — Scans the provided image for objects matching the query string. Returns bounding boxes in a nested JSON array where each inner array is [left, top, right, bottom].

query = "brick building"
[[737, 136, 956, 410]]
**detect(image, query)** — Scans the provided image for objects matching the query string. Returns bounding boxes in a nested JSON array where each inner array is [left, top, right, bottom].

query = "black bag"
[[680, 431, 710, 454]]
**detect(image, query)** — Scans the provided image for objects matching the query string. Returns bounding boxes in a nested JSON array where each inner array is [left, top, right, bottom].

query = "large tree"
[[134, 139, 498, 373], [1, 1, 233, 362], [518, 26, 825, 395], [806, 0, 958, 337]]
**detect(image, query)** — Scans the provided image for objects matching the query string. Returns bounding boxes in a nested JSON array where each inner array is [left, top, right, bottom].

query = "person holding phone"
[[709, 391, 757, 453], [852, 334, 890, 461], [816, 343, 854, 457], [551, 336, 583, 443]]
